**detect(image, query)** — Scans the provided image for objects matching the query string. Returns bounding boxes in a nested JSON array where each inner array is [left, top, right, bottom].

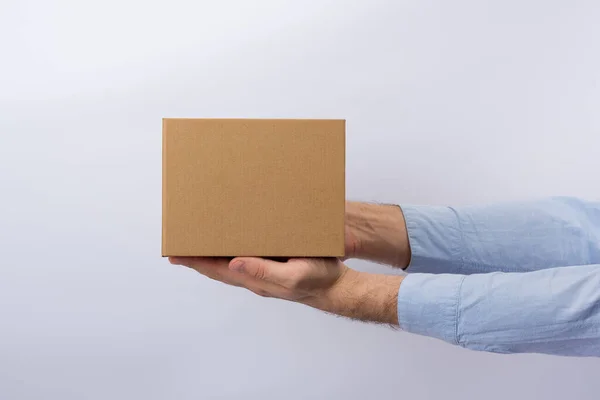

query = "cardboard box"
[[162, 118, 345, 257]]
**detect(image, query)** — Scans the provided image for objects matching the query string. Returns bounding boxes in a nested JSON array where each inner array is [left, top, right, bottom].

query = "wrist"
[[310, 268, 404, 326], [346, 202, 411, 268]]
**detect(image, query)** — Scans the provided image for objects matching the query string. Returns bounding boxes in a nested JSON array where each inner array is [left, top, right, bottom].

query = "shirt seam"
[[448, 206, 466, 274], [454, 275, 467, 345], [463, 329, 600, 346], [463, 318, 600, 333]]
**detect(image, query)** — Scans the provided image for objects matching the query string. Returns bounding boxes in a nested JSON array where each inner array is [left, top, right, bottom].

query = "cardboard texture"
[[162, 118, 345, 257]]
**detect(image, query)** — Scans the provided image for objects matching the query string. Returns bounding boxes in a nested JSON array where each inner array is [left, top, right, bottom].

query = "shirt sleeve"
[[401, 197, 600, 275], [397, 264, 600, 357]]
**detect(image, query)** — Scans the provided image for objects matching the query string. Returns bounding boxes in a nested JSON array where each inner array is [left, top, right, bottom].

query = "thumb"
[[229, 257, 292, 285]]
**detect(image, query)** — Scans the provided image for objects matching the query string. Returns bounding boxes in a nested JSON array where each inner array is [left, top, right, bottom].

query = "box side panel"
[[161, 118, 169, 256], [162, 118, 346, 257], [337, 120, 346, 257]]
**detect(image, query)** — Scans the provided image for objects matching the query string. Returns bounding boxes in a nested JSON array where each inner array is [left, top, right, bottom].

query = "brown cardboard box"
[[162, 118, 345, 257]]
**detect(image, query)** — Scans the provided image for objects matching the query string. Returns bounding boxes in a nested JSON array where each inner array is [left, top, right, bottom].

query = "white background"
[[1, 0, 600, 399]]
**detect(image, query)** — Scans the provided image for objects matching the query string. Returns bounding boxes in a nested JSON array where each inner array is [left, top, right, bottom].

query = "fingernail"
[[230, 260, 245, 272], [169, 257, 181, 265]]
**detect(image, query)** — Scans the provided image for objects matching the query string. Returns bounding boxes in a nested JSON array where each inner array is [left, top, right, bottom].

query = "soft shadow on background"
[[1, 1, 599, 399]]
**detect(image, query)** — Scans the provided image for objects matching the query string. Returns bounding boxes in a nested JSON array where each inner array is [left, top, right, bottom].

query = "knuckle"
[[251, 263, 266, 280]]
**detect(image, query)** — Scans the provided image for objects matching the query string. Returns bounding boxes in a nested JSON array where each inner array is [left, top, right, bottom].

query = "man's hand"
[[345, 202, 411, 268], [170, 256, 403, 325], [168, 201, 410, 325]]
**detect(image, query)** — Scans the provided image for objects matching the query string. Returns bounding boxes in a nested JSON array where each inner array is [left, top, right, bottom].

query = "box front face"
[[162, 119, 345, 257]]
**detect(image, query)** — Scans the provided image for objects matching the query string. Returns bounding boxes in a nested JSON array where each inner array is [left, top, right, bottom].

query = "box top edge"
[[162, 117, 346, 122]]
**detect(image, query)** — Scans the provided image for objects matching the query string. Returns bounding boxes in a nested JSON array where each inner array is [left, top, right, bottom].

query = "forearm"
[[348, 197, 600, 274], [346, 201, 411, 268], [398, 264, 600, 356], [306, 268, 404, 326]]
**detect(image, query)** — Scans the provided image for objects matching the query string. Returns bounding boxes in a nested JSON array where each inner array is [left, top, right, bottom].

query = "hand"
[[169, 257, 347, 305], [170, 256, 402, 325], [344, 220, 362, 261], [344, 201, 411, 268]]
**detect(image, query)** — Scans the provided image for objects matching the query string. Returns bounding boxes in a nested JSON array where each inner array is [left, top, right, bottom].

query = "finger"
[[170, 257, 291, 298], [170, 257, 244, 287], [229, 257, 302, 287], [170, 257, 230, 273]]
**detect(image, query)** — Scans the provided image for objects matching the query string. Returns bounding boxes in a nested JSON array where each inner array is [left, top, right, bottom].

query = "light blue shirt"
[[397, 197, 600, 357]]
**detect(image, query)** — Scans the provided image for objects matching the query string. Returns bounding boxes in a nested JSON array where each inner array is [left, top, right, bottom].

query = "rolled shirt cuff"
[[397, 273, 466, 345]]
